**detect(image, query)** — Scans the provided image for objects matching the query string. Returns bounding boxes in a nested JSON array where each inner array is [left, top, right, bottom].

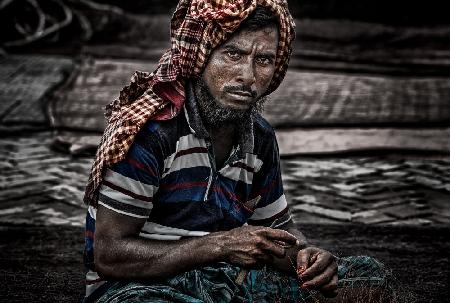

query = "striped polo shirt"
[[84, 84, 292, 298]]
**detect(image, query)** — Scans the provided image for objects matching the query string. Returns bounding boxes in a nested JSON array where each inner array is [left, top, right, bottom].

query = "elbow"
[[94, 237, 120, 279], [94, 255, 115, 280]]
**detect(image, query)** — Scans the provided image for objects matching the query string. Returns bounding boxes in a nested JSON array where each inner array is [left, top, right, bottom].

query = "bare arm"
[[94, 206, 220, 280], [94, 205, 299, 281]]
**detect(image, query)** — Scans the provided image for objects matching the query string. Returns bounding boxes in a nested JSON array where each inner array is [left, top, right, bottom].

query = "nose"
[[235, 60, 256, 86]]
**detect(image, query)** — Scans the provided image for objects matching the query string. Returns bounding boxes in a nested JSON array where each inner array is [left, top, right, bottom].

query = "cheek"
[[256, 68, 275, 90], [204, 59, 235, 90]]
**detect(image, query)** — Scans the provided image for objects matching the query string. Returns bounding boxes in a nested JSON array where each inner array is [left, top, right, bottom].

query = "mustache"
[[223, 85, 257, 98]]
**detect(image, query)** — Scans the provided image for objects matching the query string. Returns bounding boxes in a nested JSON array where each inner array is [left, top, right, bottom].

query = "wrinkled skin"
[[202, 25, 278, 111], [195, 25, 277, 127], [297, 247, 339, 298]]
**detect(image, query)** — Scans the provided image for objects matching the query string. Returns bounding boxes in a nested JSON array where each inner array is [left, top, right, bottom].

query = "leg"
[[93, 281, 204, 303], [91, 263, 314, 303], [92, 258, 393, 303], [241, 266, 313, 302], [92, 264, 245, 303]]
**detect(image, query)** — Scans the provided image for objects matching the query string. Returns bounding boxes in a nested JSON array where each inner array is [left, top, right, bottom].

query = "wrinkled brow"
[[222, 43, 276, 59]]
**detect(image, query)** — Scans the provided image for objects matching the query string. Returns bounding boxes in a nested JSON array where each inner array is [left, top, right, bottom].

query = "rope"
[[0, 0, 123, 48]]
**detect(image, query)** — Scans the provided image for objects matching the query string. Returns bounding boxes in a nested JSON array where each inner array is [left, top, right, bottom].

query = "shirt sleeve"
[[97, 135, 161, 219], [247, 138, 292, 227]]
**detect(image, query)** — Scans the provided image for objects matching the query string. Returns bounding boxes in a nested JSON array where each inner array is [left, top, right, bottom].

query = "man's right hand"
[[211, 225, 299, 269]]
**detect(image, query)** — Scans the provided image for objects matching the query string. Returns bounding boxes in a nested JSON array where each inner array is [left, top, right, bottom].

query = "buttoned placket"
[[203, 137, 242, 202], [203, 138, 216, 202]]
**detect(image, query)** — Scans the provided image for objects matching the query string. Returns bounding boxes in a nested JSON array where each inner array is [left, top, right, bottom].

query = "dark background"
[[94, 0, 450, 24]]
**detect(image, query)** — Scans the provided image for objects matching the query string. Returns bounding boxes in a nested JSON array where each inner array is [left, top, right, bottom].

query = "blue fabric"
[[93, 93, 286, 231], [90, 256, 391, 303]]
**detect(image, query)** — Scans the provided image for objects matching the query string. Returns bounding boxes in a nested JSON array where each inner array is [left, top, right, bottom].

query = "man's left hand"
[[296, 247, 338, 298]]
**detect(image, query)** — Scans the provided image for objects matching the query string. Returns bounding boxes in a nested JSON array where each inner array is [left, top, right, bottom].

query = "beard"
[[193, 77, 267, 128]]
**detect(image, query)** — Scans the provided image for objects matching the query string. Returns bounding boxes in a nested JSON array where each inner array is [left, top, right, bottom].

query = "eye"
[[256, 56, 272, 67], [226, 51, 241, 60]]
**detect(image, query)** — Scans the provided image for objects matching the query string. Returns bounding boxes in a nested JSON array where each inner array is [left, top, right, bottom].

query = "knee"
[[339, 255, 388, 280], [337, 255, 394, 301]]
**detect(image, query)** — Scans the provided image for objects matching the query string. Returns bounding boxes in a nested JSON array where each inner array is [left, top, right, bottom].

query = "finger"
[[296, 248, 313, 276], [300, 252, 334, 281], [320, 274, 339, 298], [263, 228, 298, 246], [273, 239, 294, 248], [302, 261, 337, 288], [259, 239, 286, 258]]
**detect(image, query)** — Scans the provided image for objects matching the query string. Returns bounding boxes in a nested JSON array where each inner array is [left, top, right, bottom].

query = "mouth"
[[226, 91, 255, 103], [229, 90, 253, 97]]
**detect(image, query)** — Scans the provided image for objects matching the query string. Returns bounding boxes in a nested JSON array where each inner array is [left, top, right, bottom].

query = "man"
[[83, 1, 392, 302]]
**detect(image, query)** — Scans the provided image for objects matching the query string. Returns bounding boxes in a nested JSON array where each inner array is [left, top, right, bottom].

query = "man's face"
[[195, 24, 279, 127]]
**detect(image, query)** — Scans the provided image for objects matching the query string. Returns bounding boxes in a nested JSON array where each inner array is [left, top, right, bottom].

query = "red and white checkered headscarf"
[[84, 0, 295, 205]]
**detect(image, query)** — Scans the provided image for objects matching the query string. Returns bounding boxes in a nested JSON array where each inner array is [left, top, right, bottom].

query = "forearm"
[[95, 233, 224, 281], [95, 206, 301, 281]]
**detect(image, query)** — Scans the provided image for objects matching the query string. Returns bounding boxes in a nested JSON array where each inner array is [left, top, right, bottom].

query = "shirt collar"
[[184, 81, 255, 156]]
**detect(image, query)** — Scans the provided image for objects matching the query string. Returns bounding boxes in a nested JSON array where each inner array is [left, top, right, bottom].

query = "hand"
[[296, 247, 338, 298], [214, 225, 299, 269]]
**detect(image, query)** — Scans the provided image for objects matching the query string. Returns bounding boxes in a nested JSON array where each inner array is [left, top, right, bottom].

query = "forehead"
[[220, 25, 279, 52]]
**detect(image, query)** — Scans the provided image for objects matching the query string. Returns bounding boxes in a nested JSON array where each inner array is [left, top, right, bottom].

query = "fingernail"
[[301, 283, 309, 289], [296, 266, 305, 275]]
